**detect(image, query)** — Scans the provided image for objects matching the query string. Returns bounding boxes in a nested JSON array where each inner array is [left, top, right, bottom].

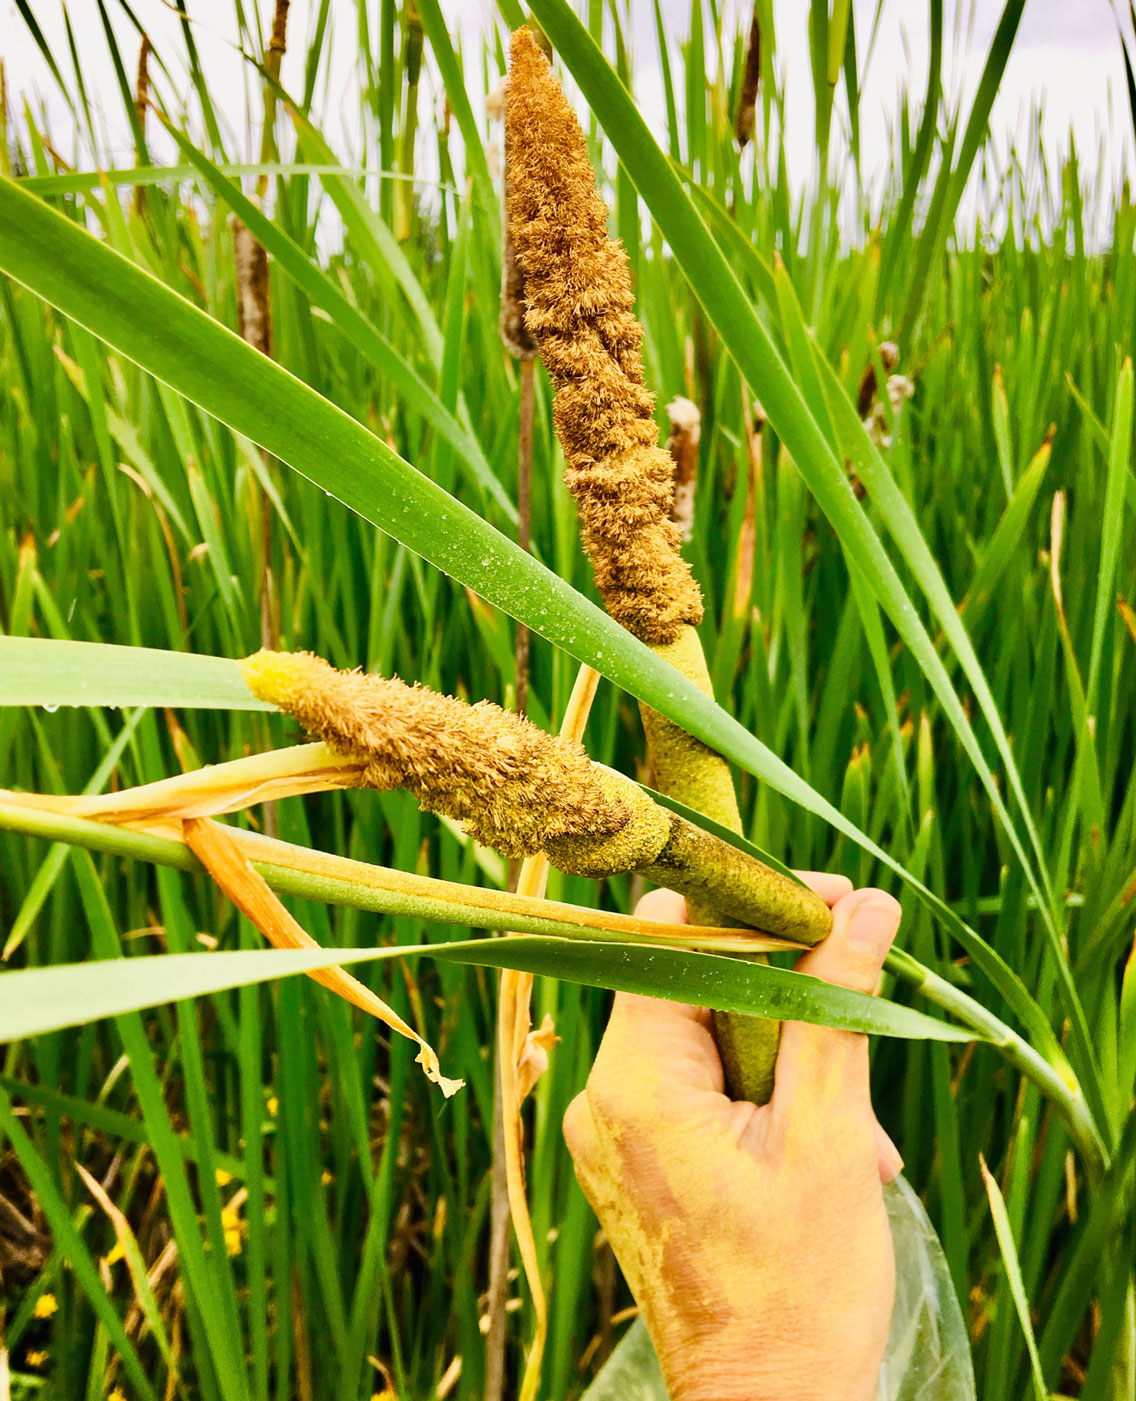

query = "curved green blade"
[[0, 637, 271, 710], [0, 940, 977, 1045]]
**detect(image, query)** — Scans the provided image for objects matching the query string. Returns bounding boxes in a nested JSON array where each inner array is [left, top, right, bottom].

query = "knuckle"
[[563, 1091, 596, 1164], [583, 1074, 627, 1131]]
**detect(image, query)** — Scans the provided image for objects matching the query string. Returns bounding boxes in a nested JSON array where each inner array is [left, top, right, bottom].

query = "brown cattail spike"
[[133, 36, 151, 218], [241, 651, 831, 944], [241, 650, 637, 859], [135, 35, 151, 133], [232, 222, 273, 357], [505, 28, 703, 646], [269, 0, 290, 59], [856, 340, 901, 417]]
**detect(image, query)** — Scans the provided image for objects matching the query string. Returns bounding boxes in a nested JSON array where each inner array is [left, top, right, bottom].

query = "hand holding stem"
[[565, 877, 903, 1401]]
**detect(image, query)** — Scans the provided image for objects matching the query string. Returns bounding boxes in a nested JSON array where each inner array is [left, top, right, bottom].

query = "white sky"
[[4, 1, 1134, 242]]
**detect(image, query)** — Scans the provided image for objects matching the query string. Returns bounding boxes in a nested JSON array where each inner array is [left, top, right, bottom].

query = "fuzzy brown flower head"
[[241, 650, 633, 859], [505, 28, 703, 646]]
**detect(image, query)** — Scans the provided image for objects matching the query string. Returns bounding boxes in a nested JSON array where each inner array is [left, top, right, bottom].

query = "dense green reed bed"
[[0, 1, 1134, 1397]]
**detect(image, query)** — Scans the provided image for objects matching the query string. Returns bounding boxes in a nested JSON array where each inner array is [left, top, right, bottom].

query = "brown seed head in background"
[[856, 340, 901, 418], [665, 396, 701, 541], [505, 28, 703, 646], [735, 7, 762, 148]]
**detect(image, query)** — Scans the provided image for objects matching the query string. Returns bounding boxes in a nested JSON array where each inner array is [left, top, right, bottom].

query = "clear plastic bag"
[[582, 1175, 975, 1401], [876, 1175, 976, 1401]]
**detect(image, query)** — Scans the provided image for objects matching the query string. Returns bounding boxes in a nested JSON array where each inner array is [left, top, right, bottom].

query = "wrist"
[[658, 1324, 882, 1401]]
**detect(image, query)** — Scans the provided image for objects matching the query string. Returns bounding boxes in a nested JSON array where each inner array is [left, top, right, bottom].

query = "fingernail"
[[846, 897, 900, 955]]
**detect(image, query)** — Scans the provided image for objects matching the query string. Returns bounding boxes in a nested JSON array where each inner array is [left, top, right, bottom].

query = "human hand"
[[564, 876, 903, 1401]]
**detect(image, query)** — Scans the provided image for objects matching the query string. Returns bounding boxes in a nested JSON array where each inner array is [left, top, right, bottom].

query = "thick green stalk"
[[641, 626, 785, 1104]]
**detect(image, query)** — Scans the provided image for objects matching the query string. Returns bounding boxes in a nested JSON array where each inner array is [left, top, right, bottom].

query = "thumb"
[[772, 888, 901, 1115]]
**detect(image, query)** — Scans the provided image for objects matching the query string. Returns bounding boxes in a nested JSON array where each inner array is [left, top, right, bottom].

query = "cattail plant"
[[4, 4, 1133, 1396], [241, 649, 830, 943], [506, 27, 782, 1101]]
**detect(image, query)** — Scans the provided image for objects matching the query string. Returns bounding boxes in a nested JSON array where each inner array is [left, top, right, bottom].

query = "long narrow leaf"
[[980, 1156, 1050, 1401], [0, 637, 271, 709], [0, 941, 976, 1045]]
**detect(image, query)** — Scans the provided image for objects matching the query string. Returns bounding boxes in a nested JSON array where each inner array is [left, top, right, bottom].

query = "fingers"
[[619, 888, 703, 1024], [793, 869, 855, 907], [773, 888, 902, 1115], [571, 883, 905, 1171], [596, 987, 721, 1095], [794, 886, 901, 993], [566, 889, 722, 1149], [635, 887, 688, 925], [876, 1120, 903, 1183]]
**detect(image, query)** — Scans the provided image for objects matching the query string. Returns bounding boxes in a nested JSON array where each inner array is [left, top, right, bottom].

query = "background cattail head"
[[231, 218, 272, 357], [735, 7, 762, 148], [504, 27, 703, 646], [856, 340, 901, 417], [665, 396, 701, 541], [241, 650, 638, 859]]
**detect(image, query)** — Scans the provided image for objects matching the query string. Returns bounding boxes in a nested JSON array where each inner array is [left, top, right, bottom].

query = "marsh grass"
[[0, 2, 1134, 1398]]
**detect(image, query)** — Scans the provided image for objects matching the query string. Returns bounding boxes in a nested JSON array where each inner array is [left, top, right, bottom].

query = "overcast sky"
[[5, 1, 1134, 240]]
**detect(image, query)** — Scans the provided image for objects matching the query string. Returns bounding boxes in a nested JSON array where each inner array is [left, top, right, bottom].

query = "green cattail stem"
[[639, 625, 787, 1102]]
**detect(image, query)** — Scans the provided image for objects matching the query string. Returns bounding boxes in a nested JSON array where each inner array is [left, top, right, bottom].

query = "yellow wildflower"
[[33, 1292, 58, 1319], [221, 1204, 244, 1257]]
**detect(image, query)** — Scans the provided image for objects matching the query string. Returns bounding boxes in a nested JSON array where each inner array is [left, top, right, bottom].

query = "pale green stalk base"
[[643, 815, 831, 943], [640, 625, 785, 1102]]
